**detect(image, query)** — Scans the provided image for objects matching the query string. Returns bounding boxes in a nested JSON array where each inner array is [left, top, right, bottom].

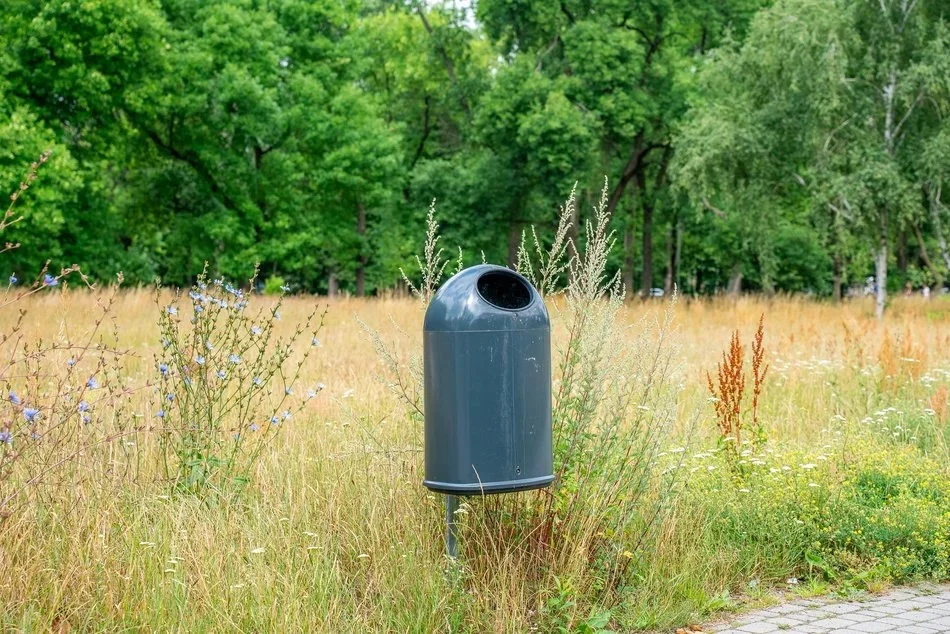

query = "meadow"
[[1, 282, 948, 632]]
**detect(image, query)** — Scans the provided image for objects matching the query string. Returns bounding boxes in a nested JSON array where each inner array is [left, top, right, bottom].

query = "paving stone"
[[702, 585, 950, 634], [875, 615, 915, 627], [807, 617, 864, 630], [736, 622, 780, 633], [820, 602, 863, 615]]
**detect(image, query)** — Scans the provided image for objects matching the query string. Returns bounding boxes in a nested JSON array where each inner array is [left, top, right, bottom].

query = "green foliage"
[[1, 0, 949, 296]]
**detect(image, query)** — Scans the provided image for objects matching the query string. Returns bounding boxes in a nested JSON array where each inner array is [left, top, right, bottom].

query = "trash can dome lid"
[[424, 264, 549, 332]]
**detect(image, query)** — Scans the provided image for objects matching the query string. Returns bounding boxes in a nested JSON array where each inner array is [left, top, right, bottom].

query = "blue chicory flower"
[[23, 408, 39, 423], [0, 430, 11, 444], [43, 273, 58, 287], [228, 354, 240, 364], [78, 401, 89, 413], [216, 370, 226, 379], [8, 391, 20, 405], [86, 377, 99, 389], [8, 275, 17, 285]]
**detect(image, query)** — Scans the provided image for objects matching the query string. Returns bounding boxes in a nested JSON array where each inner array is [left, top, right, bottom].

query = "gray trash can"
[[423, 264, 553, 495]]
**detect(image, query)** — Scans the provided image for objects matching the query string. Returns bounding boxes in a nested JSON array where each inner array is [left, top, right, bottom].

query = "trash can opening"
[[476, 270, 533, 310]]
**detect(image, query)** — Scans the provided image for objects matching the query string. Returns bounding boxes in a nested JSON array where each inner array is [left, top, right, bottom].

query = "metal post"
[[445, 494, 459, 560]]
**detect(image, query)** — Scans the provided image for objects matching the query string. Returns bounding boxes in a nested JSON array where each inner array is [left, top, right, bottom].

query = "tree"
[[674, 0, 950, 313]]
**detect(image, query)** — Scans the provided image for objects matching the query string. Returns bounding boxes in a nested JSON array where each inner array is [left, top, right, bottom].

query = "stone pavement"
[[705, 584, 950, 633]]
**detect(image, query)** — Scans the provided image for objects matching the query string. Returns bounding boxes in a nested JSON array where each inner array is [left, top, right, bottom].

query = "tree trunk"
[[328, 272, 339, 297], [911, 220, 942, 286], [640, 200, 653, 296], [507, 221, 521, 268], [875, 235, 887, 320], [355, 201, 367, 297], [727, 264, 742, 296], [832, 253, 843, 302], [663, 222, 674, 295], [929, 187, 950, 275], [897, 229, 908, 277], [622, 222, 636, 297]]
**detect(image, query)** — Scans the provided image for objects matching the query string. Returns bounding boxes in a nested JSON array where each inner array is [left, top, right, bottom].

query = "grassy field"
[[1, 289, 949, 632]]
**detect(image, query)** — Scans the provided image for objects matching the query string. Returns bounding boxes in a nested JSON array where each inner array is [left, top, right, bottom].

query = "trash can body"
[[423, 265, 553, 495]]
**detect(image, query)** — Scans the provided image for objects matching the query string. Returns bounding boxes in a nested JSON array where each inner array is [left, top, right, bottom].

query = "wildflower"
[[195, 355, 205, 366], [800, 463, 817, 470], [0, 430, 10, 444], [161, 338, 171, 348], [8, 275, 16, 285], [249, 423, 259, 432], [285, 387, 293, 395], [280, 284, 290, 292], [228, 354, 240, 365], [8, 391, 20, 405], [217, 370, 226, 379], [273, 310, 281, 321], [159, 363, 169, 376], [316, 382, 325, 391], [157, 410, 165, 419], [167, 306, 178, 316], [78, 401, 89, 413], [282, 410, 291, 421], [251, 326, 262, 336], [166, 393, 174, 402], [86, 377, 99, 390], [43, 273, 58, 287], [23, 408, 39, 423], [183, 377, 192, 386], [66, 358, 76, 367], [253, 376, 263, 387], [213, 278, 223, 287], [270, 415, 280, 425], [311, 337, 321, 347], [195, 305, 204, 313], [82, 415, 90, 424], [189, 290, 200, 301], [307, 389, 316, 399], [205, 340, 213, 351]]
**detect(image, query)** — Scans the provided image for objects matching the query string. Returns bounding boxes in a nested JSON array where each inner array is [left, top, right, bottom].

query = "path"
[[703, 584, 950, 633]]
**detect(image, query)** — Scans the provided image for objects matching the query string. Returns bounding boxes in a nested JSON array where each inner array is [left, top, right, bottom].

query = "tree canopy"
[[1, 0, 948, 304]]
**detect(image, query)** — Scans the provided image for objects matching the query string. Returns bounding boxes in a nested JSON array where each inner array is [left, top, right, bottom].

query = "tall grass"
[[1, 171, 949, 630]]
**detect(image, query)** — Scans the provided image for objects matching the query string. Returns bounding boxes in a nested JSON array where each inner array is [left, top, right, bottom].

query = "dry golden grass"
[[0, 290, 947, 631]]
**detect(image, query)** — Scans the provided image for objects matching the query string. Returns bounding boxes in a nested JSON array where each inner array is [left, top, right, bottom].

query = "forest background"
[[3, 0, 950, 305]]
